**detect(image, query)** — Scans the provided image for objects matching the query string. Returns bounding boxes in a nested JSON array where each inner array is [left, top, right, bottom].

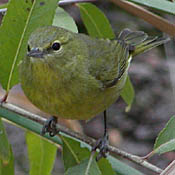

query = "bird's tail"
[[118, 28, 170, 57]]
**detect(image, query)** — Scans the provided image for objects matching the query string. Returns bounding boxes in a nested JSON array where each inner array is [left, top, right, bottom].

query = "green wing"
[[80, 29, 169, 88], [83, 37, 130, 88], [104, 40, 130, 88], [104, 28, 148, 88]]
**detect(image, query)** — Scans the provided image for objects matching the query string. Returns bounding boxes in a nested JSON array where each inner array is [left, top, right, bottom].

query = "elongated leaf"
[[78, 3, 115, 39], [153, 116, 175, 155], [154, 116, 175, 149], [65, 156, 101, 175], [78, 3, 135, 108], [98, 158, 115, 175], [61, 135, 90, 171], [0, 147, 14, 175], [62, 134, 116, 175], [0, 0, 59, 91], [108, 156, 143, 175], [0, 118, 11, 163], [120, 76, 135, 111], [0, 106, 62, 145], [26, 131, 57, 175], [53, 6, 78, 33], [0, 118, 14, 175], [126, 0, 175, 15], [154, 139, 175, 155]]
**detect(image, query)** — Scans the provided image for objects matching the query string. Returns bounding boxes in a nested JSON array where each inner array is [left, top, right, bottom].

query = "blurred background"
[[0, 0, 175, 174]]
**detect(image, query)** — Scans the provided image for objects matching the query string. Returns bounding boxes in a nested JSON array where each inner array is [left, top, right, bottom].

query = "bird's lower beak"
[[27, 48, 44, 58]]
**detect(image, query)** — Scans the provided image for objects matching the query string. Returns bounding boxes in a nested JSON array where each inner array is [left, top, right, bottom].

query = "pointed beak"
[[27, 48, 44, 58]]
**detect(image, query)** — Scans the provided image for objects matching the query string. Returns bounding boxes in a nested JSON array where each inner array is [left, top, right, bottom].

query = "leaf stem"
[[85, 151, 95, 175]]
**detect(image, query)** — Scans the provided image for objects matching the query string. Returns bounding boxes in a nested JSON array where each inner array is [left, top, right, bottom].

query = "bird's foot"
[[92, 133, 109, 161], [41, 116, 58, 137]]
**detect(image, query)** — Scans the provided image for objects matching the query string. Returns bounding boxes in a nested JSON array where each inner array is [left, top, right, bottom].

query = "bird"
[[19, 26, 169, 159]]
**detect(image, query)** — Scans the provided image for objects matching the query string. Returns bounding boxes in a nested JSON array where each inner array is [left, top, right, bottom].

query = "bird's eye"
[[27, 45, 31, 52], [51, 41, 61, 51]]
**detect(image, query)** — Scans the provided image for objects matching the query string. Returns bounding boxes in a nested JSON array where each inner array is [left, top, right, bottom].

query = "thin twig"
[[0, 102, 163, 174], [109, 0, 175, 37], [59, 0, 96, 6], [109, 145, 162, 174]]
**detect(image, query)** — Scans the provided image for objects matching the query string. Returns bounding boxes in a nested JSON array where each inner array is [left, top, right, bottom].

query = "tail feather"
[[132, 36, 170, 56], [118, 28, 148, 46], [118, 28, 170, 57]]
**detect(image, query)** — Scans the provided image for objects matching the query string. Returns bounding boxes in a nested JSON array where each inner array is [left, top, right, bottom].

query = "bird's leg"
[[92, 110, 109, 161], [41, 116, 58, 137]]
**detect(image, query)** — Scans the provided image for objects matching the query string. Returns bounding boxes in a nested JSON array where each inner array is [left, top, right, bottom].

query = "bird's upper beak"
[[27, 48, 44, 58]]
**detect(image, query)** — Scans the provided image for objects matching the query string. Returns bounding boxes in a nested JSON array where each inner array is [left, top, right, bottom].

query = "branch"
[[109, 0, 175, 36], [0, 102, 163, 174]]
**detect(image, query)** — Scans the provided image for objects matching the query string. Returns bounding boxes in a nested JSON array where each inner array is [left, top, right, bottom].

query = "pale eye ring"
[[51, 41, 61, 51]]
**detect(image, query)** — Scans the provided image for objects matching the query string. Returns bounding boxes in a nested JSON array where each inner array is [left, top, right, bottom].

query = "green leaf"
[[78, 3, 115, 39], [153, 116, 175, 155], [0, 147, 14, 175], [53, 6, 78, 33], [154, 116, 175, 149], [61, 135, 90, 171], [62, 135, 116, 174], [26, 131, 57, 175], [98, 158, 115, 175], [0, 118, 14, 175], [0, 106, 62, 145], [108, 156, 144, 175], [154, 139, 175, 155], [126, 0, 175, 15], [0, 0, 59, 91], [0, 118, 11, 163], [65, 156, 101, 175], [120, 76, 135, 112]]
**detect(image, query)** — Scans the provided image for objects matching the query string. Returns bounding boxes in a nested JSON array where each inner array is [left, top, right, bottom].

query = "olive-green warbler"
[[19, 26, 169, 158], [19, 26, 168, 120]]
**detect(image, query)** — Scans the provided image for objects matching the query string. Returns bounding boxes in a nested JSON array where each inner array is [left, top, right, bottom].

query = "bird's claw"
[[92, 134, 109, 161], [41, 116, 58, 137]]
